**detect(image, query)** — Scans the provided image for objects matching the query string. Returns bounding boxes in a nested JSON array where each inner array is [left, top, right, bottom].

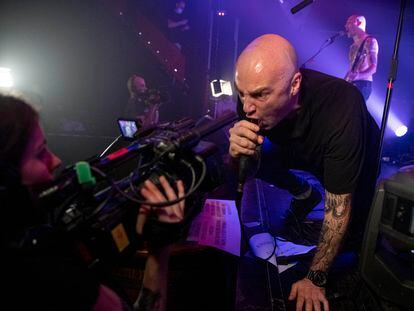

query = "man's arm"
[[289, 191, 352, 311], [356, 37, 379, 78], [310, 191, 352, 271]]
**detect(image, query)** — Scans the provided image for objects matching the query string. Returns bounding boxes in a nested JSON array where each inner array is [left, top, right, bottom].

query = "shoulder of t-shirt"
[[301, 69, 361, 103], [300, 69, 365, 126]]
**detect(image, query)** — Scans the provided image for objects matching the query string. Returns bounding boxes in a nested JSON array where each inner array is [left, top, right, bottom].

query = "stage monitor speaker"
[[360, 166, 414, 310]]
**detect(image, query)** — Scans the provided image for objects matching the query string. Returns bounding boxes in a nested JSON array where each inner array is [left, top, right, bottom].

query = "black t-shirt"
[[265, 69, 379, 193], [238, 69, 380, 247]]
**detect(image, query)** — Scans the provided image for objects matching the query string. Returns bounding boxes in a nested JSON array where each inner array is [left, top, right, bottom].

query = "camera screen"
[[118, 119, 139, 138]]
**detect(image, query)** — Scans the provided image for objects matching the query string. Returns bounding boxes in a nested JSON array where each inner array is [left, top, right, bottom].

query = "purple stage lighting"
[[364, 93, 408, 139]]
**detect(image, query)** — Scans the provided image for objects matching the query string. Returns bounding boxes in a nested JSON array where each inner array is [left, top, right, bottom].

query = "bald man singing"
[[229, 34, 380, 310]]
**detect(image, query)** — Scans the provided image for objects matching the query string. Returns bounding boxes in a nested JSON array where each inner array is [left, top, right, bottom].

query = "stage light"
[[365, 93, 407, 138], [210, 79, 233, 97], [395, 125, 408, 137], [217, 10, 226, 17], [0, 67, 14, 88]]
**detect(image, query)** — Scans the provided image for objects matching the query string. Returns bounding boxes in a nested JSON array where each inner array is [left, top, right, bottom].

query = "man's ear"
[[291, 72, 302, 96]]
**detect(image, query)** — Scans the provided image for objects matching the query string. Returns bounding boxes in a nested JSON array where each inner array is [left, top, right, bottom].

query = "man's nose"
[[243, 97, 255, 114]]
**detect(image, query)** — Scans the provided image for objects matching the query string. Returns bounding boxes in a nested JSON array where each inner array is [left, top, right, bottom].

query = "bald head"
[[234, 34, 302, 130], [236, 34, 298, 88], [348, 15, 366, 31]]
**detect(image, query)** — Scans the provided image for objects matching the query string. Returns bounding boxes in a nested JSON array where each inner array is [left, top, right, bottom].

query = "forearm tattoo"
[[311, 191, 352, 271], [324, 192, 351, 218], [134, 287, 161, 311]]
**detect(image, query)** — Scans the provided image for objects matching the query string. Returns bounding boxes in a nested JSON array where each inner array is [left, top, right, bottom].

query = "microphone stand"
[[235, 166, 251, 256], [301, 36, 338, 69], [376, 0, 407, 176]]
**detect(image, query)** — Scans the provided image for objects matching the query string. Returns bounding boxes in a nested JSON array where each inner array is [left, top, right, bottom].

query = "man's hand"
[[289, 278, 329, 311], [136, 176, 185, 235], [228, 120, 263, 158], [345, 70, 358, 82]]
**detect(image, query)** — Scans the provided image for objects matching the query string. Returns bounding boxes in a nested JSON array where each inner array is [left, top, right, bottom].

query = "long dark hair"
[[0, 94, 38, 170], [0, 95, 42, 241]]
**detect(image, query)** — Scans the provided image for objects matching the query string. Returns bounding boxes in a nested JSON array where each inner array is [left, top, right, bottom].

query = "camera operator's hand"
[[229, 120, 263, 158], [136, 176, 185, 235]]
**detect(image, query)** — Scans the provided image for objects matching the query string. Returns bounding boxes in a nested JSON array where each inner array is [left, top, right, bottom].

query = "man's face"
[[235, 67, 299, 131], [345, 16, 359, 37], [133, 77, 147, 93]]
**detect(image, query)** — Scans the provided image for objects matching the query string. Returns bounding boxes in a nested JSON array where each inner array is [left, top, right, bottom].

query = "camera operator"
[[125, 74, 162, 128], [0, 94, 185, 311]]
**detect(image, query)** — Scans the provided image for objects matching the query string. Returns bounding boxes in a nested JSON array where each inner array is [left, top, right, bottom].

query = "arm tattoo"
[[324, 192, 351, 218], [134, 287, 161, 311], [311, 191, 352, 271]]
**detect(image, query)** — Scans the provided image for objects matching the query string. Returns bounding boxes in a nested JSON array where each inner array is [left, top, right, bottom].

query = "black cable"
[[128, 155, 144, 197], [260, 236, 278, 262], [136, 145, 174, 172], [90, 153, 206, 208], [178, 158, 197, 193], [301, 39, 333, 69]]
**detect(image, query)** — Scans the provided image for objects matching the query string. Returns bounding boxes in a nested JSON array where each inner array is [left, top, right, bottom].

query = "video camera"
[[36, 111, 238, 264]]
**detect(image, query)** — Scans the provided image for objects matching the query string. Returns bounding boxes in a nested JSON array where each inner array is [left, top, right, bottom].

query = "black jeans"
[[352, 80, 372, 101]]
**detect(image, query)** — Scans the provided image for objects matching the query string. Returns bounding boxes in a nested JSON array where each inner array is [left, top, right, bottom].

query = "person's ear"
[[290, 72, 302, 96]]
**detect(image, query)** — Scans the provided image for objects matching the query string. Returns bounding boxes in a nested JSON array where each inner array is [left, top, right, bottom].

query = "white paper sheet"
[[186, 199, 241, 256], [247, 233, 316, 273], [275, 238, 316, 258]]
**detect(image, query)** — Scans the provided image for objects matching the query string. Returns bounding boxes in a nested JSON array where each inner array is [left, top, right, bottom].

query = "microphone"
[[327, 31, 345, 42], [234, 117, 262, 209], [236, 142, 262, 202], [290, 0, 314, 14]]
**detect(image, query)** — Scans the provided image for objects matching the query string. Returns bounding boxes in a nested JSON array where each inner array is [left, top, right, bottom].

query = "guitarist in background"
[[344, 15, 379, 101]]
